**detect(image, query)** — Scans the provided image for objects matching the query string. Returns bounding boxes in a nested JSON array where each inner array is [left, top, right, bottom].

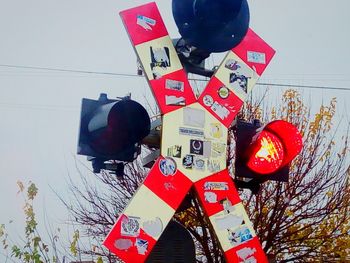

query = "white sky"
[[0, 0, 350, 259]]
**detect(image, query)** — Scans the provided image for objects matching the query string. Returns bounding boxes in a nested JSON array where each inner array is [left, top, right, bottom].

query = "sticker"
[[135, 238, 149, 255], [143, 217, 163, 238], [204, 191, 218, 203], [228, 226, 253, 246], [215, 214, 244, 230], [183, 107, 205, 128], [137, 15, 156, 31], [204, 182, 229, 191], [236, 247, 257, 261], [203, 95, 214, 107], [121, 216, 141, 237], [212, 143, 225, 157], [179, 127, 204, 137], [182, 154, 194, 169], [207, 159, 221, 173], [167, 145, 182, 158], [210, 123, 223, 139], [240, 258, 257, 263], [150, 47, 171, 79], [165, 79, 184, 92], [218, 86, 229, 99], [165, 95, 185, 105], [159, 158, 177, 176], [211, 101, 230, 120], [190, 139, 203, 155], [220, 198, 235, 214], [229, 73, 248, 93], [194, 157, 205, 171], [203, 141, 212, 158], [225, 59, 241, 71], [247, 51, 266, 65], [114, 239, 133, 251], [150, 47, 170, 69]]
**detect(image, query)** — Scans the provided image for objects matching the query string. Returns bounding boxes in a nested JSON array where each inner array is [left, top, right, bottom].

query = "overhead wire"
[[0, 102, 78, 111], [1, 64, 350, 91], [0, 64, 136, 77]]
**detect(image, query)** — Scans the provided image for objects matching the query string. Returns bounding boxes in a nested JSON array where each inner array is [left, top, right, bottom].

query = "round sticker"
[[121, 216, 140, 237], [210, 123, 223, 138], [203, 95, 214, 107], [218, 86, 229, 99], [194, 158, 205, 170], [159, 157, 177, 176], [192, 140, 202, 151]]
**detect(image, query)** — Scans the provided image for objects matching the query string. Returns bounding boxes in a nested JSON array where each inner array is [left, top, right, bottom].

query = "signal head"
[[172, 0, 250, 53]]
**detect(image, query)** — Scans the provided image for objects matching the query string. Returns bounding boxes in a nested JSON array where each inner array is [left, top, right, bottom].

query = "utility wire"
[[1, 64, 350, 91], [0, 64, 136, 77], [256, 82, 350, 91]]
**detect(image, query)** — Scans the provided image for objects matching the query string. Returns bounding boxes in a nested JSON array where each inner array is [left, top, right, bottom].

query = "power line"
[[0, 64, 136, 77], [189, 78, 350, 91], [256, 82, 350, 91], [1, 64, 350, 91], [0, 102, 78, 111]]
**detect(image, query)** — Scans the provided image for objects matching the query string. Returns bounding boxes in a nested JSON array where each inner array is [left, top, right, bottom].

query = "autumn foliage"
[[238, 90, 350, 262], [1, 89, 349, 263], [66, 89, 349, 262]]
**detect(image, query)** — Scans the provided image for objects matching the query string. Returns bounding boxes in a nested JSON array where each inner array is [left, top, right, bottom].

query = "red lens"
[[247, 130, 284, 174], [265, 120, 303, 166]]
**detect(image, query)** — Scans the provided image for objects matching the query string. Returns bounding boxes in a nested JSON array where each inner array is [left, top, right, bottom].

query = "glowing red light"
[[265, 120, 303, 167], [247, 130, 285, 174]]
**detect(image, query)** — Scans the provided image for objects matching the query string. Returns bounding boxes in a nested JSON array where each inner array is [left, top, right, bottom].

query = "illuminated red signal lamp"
[[235, 119, 303, 184], [246, 130, 285, 174], [246, 120, 303, 174]]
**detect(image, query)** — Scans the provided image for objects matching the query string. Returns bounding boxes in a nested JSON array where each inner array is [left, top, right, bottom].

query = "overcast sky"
[[0, 0, 350, 259]]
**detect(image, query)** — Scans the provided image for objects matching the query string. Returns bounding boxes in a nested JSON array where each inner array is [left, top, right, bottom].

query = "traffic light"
[[172, 0, 250, 53], [172, 0, 250, 77], [234, 119, 303, 191], [77, 93, 151, 169]]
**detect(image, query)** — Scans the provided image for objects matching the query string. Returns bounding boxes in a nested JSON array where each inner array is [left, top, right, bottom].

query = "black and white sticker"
[[121, 216, 141, 237], [190, 139, 204, 155], [179, 127, 204, 137], [165, 79, 184, 92], [167, 145, 182, 158], [182, 154, 194, 169]]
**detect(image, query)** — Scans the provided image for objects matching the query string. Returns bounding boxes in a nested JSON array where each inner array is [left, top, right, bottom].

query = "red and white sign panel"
[[104, 2, 275, 262], [120, 3, 196, 115]]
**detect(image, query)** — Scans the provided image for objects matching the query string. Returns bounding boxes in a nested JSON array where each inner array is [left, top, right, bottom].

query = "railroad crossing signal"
[[172, 0, 250, 52], [77, 93, 150, 163], [234, 119, 303, 192], [103, 2, 275, 262]]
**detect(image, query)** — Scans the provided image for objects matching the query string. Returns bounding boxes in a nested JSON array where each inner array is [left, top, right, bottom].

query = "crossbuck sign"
[[104, 2, 275, 262]]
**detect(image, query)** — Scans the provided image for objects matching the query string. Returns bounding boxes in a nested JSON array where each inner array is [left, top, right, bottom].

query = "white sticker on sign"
[[236, 247, 257, 261], [165, 95, 185, 106], [183, 107, 205, 128], [211, 102, 230, 120], [137, 15, 156, 31], [247, 51, 266, 65], [165, 79, 184, 92]]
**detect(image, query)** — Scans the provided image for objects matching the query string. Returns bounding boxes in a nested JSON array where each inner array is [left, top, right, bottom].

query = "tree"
[[60, 161, 148, 262], [0, 181, 93, 263], [63, 89, 350, 262], [237, 90, 350, 262]]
